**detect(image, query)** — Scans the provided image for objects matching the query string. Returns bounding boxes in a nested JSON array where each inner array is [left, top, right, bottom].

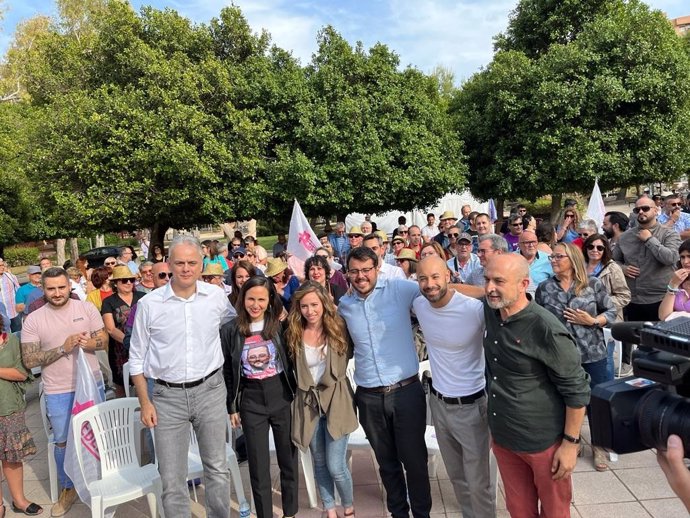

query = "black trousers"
[[623, 301, 661, 364], [356, 380, 431, 518], [240, 375, 298, 518]]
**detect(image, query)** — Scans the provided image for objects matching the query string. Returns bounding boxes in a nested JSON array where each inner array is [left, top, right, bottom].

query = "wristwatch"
[[562, 433, 581, 444]]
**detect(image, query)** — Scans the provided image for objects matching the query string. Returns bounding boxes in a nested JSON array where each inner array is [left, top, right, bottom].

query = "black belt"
[[430, 385, 485, 405], [358, 375, 419, 394], [155, 368, 220, 389]]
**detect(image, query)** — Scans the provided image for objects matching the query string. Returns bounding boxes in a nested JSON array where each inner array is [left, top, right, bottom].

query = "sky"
[[1, 0, 688, 82]]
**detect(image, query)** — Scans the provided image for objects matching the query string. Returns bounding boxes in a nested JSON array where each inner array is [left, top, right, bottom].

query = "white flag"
[[64, 349, 108, 515], [586, 179, 606, 232], [287, 200, 320, 277]]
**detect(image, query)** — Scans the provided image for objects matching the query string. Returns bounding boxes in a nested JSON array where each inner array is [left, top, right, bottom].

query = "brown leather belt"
[[155, 368, 220, 389], [357, 374, 419, 394]]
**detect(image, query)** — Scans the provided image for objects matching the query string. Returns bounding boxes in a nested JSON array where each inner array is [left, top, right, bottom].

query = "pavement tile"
[[571, 471, 635, 505], [640, 498, 690, 518], [615, 466, 677, 500], [576, 501, 652, 518]]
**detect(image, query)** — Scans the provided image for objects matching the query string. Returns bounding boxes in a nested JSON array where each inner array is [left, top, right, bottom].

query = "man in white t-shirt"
[[421, 213, 439, 243], [21, 267, 108, 517], [414, 256, 495, 518]]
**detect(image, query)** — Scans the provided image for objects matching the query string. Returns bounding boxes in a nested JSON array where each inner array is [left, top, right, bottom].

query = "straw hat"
[[202, 263, 224, 276], [392, 235, 406, 244], [111, 265, 135, 281], [265, 258, 288, 278], [348, 226, 364, 236], [439, 210, 457, 221], [396, 248, 418, 262]]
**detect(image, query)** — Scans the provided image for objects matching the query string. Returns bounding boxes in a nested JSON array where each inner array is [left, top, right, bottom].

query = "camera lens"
[[636, 390, 690, 455]]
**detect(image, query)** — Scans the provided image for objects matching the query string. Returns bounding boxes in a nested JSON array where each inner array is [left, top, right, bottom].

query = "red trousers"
[[492, 440, 572, 518]]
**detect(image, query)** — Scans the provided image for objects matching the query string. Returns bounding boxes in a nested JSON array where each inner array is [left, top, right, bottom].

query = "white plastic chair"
[[122, 361, 132, 397], [70, 398, 164, 518], [603, 328, 623, 378], [38, 382, 59, 503]]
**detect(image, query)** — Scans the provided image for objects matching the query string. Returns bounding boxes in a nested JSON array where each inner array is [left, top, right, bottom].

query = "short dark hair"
[[426, 213, 435, 219], [583, 234, 612, 266], [397, 216, 407, 225], [346, 246, 379, 269], [517, 204, 527, 210], [605, 211, 629, 232], [304, 254, 331, 281], [41, 267, 69, 287]]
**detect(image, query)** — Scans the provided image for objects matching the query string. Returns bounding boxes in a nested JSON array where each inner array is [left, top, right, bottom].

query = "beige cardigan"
[[291, 343, 358, 451]]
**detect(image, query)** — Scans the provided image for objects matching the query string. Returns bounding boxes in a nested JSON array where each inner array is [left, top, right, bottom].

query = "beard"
[[423, 284, 448, 303], [603, 227, 614, 239], [486, 291, 518, 310]]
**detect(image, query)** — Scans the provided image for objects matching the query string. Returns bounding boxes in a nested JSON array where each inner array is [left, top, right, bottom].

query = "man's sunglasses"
[[633, 206, 653, 214], [157, 272, 173, 280]]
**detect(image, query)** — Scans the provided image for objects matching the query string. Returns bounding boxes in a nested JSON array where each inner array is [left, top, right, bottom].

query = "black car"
[[82, 246, 123, 268]]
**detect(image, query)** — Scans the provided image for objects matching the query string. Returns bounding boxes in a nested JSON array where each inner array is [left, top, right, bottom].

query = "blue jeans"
[[310, 415, 353, 510], [605, 338, 616, 380], [583, 358, 611, 428], [45, 384, 105, 489]]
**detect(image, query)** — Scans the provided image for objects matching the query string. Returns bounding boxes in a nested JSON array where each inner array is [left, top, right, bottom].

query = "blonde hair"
[[554, 243, 589, 296], [286, 282, 348, 358]]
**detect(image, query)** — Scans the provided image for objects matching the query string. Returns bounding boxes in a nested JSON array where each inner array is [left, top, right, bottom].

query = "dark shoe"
[[12, 502, 43, 515], [187, 477, 202, 486]]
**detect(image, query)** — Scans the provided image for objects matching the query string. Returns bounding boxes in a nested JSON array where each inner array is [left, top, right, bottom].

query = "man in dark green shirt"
[[483, 254, 590, 518]]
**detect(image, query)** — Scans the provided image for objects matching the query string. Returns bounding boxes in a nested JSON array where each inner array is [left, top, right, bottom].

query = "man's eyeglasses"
[[670, 202, 682, 207], [449, 233, 460, 238], [633, 206, 653, 214], [233, 253, 245, 259], [104, 261, 117, 266], [587, 245, 605, 252], [347, 267, 375, 277], [119, 278, 136, 284], [157, 272, 173, 280], [399, 230, 408, 234], [347, 235, 361, 239], [141, 270, 153, 276], [511, 223, 523, 227], [548, 254, 568, 262]]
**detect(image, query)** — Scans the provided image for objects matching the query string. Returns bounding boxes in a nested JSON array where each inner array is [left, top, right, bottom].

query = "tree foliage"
[[453, 0, 690, 203], [267, 27, 466, 218]]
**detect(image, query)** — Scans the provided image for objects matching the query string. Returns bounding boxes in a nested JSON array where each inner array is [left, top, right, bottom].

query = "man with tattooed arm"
[[20, 267, 108, 517]]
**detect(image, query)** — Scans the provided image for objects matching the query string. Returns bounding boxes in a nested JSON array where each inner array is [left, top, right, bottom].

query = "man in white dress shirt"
[[414, 256, 495, 518], [130, 235, 236, 518], [363, 233, 406, 280]]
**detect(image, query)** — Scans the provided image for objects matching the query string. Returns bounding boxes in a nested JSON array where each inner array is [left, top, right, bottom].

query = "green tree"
[[495, 0, 612, 57], [23, 4, 284, 244], [453, 0, 690, 209], [269, 27, 466, 220]]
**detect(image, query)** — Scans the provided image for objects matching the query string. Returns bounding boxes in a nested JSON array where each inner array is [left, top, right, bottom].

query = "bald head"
[[518, 230, 538, 260], [484, 254, 530, 315], [417, 255, 452, 307]]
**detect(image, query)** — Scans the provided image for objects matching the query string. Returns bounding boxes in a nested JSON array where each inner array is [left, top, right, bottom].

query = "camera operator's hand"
[[669, 269, 690, 290], [657, 434, 690, 512]]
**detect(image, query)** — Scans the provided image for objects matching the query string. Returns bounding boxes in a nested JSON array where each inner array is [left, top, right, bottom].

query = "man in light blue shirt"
[[517, 230, 553, 294], [338, 246, 431, 518], [658, 193, 690, 240]]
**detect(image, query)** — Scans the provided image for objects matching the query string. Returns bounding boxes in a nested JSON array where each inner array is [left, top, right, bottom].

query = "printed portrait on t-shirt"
[[241, 334, 281, 379]]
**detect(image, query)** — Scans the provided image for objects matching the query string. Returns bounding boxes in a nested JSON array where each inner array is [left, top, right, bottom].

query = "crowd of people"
[[0, 192, 690, 517]]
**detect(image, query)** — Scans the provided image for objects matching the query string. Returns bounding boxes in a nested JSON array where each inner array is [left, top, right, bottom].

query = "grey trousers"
[[153, 370, 230, 518], [429, 392, 496, 518]]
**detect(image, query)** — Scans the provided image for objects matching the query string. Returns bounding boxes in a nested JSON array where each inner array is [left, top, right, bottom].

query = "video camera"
[[590, 317, 690, 457]]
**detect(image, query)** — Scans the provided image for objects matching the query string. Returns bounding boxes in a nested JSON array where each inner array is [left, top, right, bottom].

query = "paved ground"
[[5, 380, 688, 517]]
